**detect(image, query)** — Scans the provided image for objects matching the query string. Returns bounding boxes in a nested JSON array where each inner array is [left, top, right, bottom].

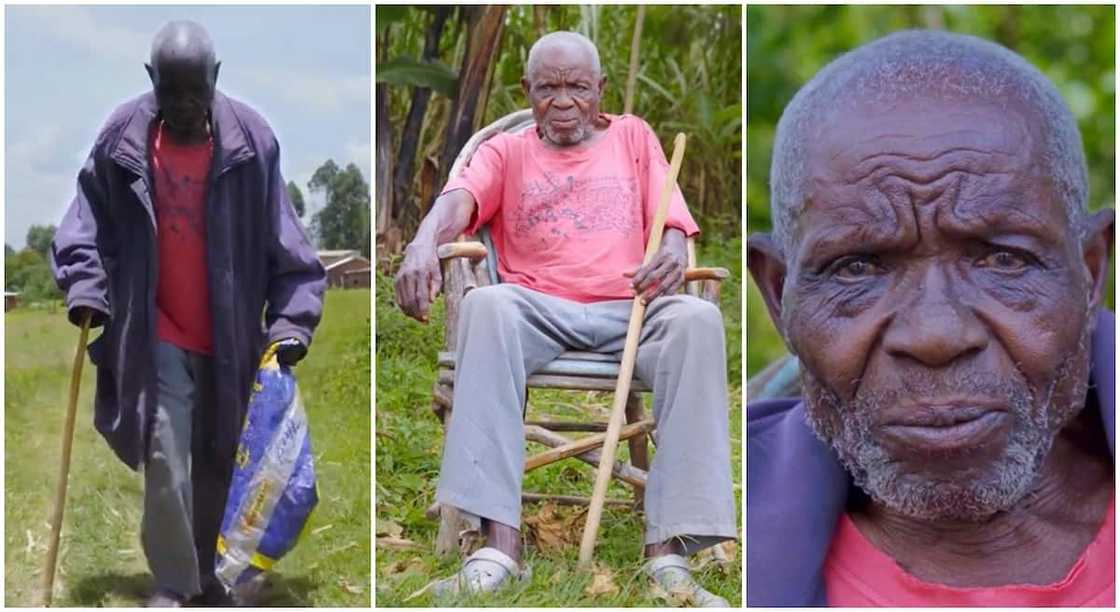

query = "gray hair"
[[526, 31, 602, 78], [770, 30, 1089, 256]]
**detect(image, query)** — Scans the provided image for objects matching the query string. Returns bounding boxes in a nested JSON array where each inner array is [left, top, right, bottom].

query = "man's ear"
[[598, 74, 607, 96], [145, 63, 156, 86], [747, 232, 788, 339], [1082, 208, 1114, 311], [521, 77, 531, 98]]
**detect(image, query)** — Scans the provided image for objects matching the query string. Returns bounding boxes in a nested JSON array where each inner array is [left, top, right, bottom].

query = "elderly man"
[[51, 21, 325, 606], [395, 31, 736, 605], [747, 30, 1114, 606]]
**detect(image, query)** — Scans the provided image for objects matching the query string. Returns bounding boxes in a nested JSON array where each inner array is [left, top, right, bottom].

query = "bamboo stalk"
[[623, 6, 646, 115]]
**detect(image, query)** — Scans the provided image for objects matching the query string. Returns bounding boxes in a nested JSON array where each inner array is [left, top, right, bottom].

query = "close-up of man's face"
[[751, 50, 1114, 522], [522, 39, 606, 147]]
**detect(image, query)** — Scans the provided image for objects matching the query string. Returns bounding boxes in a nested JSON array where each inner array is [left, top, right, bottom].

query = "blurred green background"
[[746, 4, 1117, 377]]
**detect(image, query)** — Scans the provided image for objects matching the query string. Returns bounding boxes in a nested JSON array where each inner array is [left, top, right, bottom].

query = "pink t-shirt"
[[824, 498, 1116, 606], [441, 114, 700, 303]]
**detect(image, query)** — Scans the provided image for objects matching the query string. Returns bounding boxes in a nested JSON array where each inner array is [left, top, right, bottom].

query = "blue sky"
[[5, 4, 371, 248]]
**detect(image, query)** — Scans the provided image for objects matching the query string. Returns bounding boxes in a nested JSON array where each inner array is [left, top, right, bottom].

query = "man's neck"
[[849, 408, 1114, 587], [161, 118, 212, 146]]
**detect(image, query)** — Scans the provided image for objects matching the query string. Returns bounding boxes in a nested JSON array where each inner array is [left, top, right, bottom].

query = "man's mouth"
[[549, 117, 580, 129], [878, 403, 1011, 454]]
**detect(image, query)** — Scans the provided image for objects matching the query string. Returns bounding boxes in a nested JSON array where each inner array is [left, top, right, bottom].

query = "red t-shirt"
[[824, 497, 1115, 606], [150, 120, 214, 355], [441, 114, 700, 303]]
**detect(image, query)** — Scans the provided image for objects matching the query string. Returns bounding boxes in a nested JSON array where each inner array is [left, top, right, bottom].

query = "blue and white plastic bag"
[[216, 345, 318, 589]]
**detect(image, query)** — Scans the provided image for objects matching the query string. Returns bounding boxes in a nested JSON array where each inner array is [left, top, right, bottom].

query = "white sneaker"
[[430, 547, 530, 597], [645, 553, 730, 607]]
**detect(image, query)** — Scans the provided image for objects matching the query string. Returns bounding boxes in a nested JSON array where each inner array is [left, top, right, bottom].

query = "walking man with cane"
[[51, 20, 325, 606]]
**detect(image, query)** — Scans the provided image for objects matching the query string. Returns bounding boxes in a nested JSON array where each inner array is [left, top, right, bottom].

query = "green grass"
[[4, 290, 371, 606], [375, 239, 742, 606]]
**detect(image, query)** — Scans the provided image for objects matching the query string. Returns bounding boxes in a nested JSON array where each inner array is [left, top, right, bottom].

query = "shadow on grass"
[[66, 572, 319, 606]]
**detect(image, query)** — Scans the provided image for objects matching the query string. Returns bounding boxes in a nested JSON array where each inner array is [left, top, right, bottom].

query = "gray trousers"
[[436, 284, 738, 553], [142, 342, 233, 597]]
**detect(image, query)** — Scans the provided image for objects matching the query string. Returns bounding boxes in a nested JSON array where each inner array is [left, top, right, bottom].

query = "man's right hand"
[[394, 242, 442, 323], [69, 305, 108, 328]]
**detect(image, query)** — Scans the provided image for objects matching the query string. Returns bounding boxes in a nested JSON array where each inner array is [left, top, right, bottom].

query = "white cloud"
[[244, 68, 370, 113], [344, 140, 372, 179], [13, 6, 149, 64], [6, 126, 78, 247]]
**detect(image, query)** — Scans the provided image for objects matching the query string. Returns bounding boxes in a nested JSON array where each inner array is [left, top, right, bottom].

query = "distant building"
[[4, 291, 20, 312], [318, 250, 371, 289]]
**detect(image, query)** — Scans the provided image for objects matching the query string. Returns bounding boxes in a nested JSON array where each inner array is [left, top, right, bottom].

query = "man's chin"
[[851, 446, 1048, 522]]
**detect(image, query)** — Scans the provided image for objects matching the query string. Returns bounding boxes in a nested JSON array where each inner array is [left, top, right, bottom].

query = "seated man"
[[394, 31, 736, 605], [747, 30, 1114, 606]]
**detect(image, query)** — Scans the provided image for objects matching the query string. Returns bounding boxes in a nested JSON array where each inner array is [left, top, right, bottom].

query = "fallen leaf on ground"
[[385, 557, 426, 578], [523, 502, 586, 552], [312, 523, 334, 535], [584, 564, 619, 597], [376, 518, 404, 538], [377, 536, 419, 550], [339, 578, 364, 595], [691, 540, 737, 574]]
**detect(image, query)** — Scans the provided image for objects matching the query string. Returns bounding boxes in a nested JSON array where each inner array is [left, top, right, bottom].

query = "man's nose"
[[552, 89, 575, 108], [881, 265, 989, 368]]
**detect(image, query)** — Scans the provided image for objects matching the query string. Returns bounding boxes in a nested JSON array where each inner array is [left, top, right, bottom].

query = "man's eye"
[[977, 249, 1030, 272], [830, 256, 882, 280]]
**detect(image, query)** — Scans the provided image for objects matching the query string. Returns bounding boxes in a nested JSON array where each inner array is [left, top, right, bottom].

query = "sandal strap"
[[645, 553, 690, 574], [465, 546, 523, 578]]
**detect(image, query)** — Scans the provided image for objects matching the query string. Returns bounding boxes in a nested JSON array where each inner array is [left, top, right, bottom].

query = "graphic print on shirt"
[[514, 172, 640, 247], [154, 165, 208, 237]]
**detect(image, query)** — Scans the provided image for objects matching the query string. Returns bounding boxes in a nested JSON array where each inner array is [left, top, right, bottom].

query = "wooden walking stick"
[[41, 310, 92, 606], [579, 132, 687, 567]]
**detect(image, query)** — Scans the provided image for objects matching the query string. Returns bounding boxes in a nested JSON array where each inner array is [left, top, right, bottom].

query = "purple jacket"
[[51, 91, 326, 470], [746, 309, 1116, 607]]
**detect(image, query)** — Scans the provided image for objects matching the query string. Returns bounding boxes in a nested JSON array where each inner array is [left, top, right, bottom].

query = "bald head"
[[770, 30, 1088, 255], [146, 20, 220, 140], [526, 31, 601, 79], [150, 20, 217, 69]]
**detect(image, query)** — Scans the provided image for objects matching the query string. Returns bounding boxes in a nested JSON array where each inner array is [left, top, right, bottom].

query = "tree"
[[309, 160, 371, 257], [287, 181, 306, 217], [26, 225, 56, 259]]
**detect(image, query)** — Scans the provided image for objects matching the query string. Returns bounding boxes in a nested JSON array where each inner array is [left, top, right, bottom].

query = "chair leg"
[[625, 392, 649, 506]]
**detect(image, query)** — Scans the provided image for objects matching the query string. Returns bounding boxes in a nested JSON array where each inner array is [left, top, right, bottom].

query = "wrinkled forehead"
[[795, 94, 1073, 247], [528, 43, 597, 78]]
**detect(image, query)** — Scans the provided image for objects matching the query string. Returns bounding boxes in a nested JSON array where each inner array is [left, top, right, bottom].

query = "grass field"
[[4, 290, 371, 606], [375, 239, 743, 607]]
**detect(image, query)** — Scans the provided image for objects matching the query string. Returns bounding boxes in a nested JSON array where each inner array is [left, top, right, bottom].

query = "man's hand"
[[68, 305, 108, 328], [273, 337, 308, 366], [625, 229, 688, 304], [394, 241, 443, 323]]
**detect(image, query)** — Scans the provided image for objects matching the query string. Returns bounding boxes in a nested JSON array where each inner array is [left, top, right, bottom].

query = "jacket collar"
[[109, 90, 255, 177]]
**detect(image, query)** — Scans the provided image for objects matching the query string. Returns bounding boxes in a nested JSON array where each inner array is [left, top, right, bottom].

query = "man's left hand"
[[273, 337, 308, 366], [625, 229, 688, 304]]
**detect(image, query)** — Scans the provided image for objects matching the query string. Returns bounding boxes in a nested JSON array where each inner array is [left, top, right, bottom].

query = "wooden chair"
[[426, 109, 732, 556]]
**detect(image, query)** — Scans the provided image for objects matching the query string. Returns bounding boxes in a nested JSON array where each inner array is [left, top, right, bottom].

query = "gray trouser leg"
[[143, 342, 202, 596], [436, 285, 737, 553], [142, 342, 229, 596], [436, 284, 591, 529], [594, 296, 739, 553]]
